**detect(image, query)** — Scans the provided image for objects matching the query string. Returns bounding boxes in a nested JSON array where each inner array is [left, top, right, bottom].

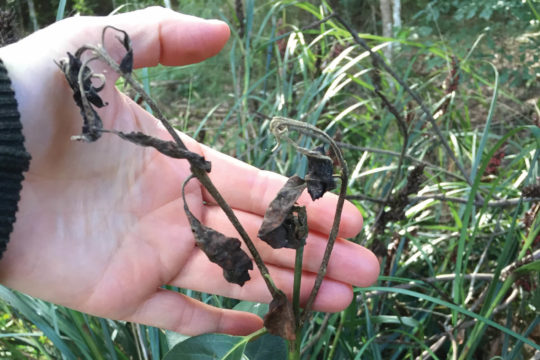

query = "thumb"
[[94, 6, 230, 68]]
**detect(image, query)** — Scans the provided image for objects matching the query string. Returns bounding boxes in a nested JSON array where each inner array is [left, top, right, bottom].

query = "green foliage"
[[163, 331, 286, 360], [1, 0, 539, 359], [410, 0, 539, 89], [73, 0, 94, 15], [414, 0, 536, 24], [0, 286, 145, 359]]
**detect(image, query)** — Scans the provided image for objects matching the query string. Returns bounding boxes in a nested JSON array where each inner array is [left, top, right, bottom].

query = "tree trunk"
[[379, 0, 392, 61], [392, 0, 401, 29], [26, 0, 38, 31], [392, 0, 401, 53]]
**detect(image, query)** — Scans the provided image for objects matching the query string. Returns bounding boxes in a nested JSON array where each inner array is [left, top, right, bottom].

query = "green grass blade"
[[362, 286, 539, 350], [56, 0, 67, 21], [470, 62, 498, 183], [99, 319, 119, 360], [507, 316, 540, 359], [452, 126, 525, 315], [0, 287, 76, 359]]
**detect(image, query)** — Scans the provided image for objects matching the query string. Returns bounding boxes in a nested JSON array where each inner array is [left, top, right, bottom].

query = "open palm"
[[0, 7, 379, 336]]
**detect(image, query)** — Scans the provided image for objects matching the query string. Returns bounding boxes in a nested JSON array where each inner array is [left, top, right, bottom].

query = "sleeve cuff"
[[0, 58, 31, 259]]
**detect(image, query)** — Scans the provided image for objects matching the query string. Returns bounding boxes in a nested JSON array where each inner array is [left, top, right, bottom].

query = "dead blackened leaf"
[[185, 209, 253, 286], [183, 181, 252, 286], [260, 205, 308, 250], [305, 146, 336, 201], [258, 176, 308, 249], [115, 131, 211, 172], [102, 26, 133, 74], [263, 291, 296, 341], [57, 26, 134, 142], [61, 51, 107, 109], [57, 51, 107, 142]]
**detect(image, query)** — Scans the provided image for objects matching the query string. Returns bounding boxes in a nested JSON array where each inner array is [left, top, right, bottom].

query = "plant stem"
[[300, 313, 331, 356], [302, 171, 347, 322], [190, 166, 281, 297], [292, 246, 304, 325], [287, 338, 301, 360], [331, 13, 474, 189], [370, 89, 410, 238], [77, 33, 281, 298], [328, 312, 345, 360], [269, 117, 349, 323]]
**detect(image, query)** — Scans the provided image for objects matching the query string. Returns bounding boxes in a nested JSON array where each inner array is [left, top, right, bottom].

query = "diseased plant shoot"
[[56, 13, 540, 359], [56, 25, 349, 357]]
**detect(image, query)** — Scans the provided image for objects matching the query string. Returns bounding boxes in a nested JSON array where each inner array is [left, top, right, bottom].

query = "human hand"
[[0, 7, 379, 336]]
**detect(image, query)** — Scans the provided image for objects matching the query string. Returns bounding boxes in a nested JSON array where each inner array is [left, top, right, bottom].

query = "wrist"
[[0, 57, 31, 260]]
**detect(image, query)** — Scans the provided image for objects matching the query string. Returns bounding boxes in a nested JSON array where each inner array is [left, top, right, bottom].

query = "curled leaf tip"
[[103, 26, 133, 74]]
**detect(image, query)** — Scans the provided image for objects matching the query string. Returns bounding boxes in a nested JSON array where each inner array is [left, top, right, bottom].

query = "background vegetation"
[[1, 0, 539, 359]]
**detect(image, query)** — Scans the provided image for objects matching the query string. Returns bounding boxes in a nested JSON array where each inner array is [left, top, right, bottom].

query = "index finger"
[[102, 6, 230, 68], [30, 6, 230, 70]]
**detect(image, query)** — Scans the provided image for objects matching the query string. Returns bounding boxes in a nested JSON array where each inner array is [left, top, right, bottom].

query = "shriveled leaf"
[[258, 176, 308, 249], [260, 205, 307, 249], [103, 26, 133, 74], [115, 131, 211, 172], [120, 48, 134, 74], [57, 51, 107, 141], [263, 291, 296, 341], [60, 52, 107, 109], [305, 146, 336, 200], [184, 200, 252, 286]]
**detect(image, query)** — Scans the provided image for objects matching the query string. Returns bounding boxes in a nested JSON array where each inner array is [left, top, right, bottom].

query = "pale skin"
[[0, 7, 379, 336]]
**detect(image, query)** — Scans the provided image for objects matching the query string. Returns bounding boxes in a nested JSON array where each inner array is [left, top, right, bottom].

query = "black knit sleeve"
[[0, 59, 31, 259]]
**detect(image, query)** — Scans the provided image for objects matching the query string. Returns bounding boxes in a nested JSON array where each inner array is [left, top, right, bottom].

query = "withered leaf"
[[183, 201, 253, 286], [305, 146, 336, 201], [115, 131, 211, 172], [260, 205, 307, 249], [57, 51, 106, 142], [263, 291, 296, 341], [257, 176, 308, 249], [120, 48, 134, 74], [61, 52, 107, 109], [103, 26, 133, 74]]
